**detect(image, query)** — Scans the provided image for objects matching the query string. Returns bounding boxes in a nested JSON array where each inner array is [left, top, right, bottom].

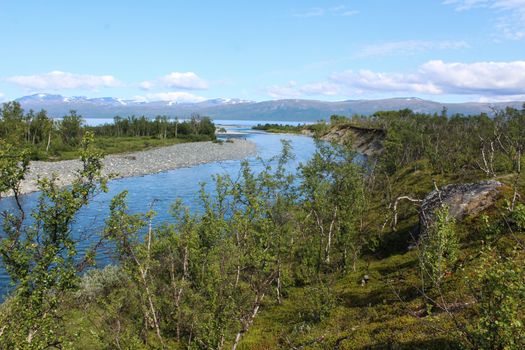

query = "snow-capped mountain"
[[15, 94, 254, 109], [16, 93, 66, 104], [12, 93, 524, 122]]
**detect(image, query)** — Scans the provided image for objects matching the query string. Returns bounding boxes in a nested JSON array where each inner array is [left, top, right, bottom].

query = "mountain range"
[[13, 93, 525, 122]]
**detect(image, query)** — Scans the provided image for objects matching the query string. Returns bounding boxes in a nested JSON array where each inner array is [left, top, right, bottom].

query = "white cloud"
[[356, 40, 469, 58], [293, 5, 359, 17], [131, 95, 149, 103], [444, 0, 525, 11], [266, 81, 302, 98], [444, 0, 525, 39], [477, 94, 525, 102], [139, 92, 206, 103], [6, 71, 122, 90], [418, 60, 525, 94], [299, 82, 342, 96], [266, 60, 525, 99], [267, 80, 343, 98], [138, 81, 154, 90], [341, 10, 359, 16], [331, 70, 443, 94], [140, 72, 209, 90], [301, 40, 469, 69], [0, 92, 6, 102], [443, 0, 487, 10], [161, 72, 208, 90]]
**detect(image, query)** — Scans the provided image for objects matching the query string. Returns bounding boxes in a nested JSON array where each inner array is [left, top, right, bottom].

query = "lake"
[[0, 120, 317, 298]]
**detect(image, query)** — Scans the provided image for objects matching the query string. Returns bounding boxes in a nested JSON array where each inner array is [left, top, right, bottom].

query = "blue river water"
[[0, 121, 317, 298]]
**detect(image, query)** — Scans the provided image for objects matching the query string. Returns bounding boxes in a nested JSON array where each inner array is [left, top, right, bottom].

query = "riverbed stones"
[[13, 139, 257, 195]]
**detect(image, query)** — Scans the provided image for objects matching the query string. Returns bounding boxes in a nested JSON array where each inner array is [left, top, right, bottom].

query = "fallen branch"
[[392, 196, 422, 231]]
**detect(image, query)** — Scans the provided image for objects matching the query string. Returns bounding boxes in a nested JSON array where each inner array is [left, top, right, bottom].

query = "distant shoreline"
[[12, 139, 257, 196]]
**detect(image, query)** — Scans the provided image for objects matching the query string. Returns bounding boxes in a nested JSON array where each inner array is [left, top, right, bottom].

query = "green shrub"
[[468, 247, 525, 350], [77, 265, 127, 301], [419, 206, 459, 287], [296, 285, 335, 325], [511, 203, 525, 230]]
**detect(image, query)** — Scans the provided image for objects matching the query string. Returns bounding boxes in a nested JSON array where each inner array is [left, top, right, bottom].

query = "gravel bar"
[[15, 139, 257, 195]]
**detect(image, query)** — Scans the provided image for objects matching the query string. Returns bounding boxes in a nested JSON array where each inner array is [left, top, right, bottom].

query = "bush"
[[296, 284, 335, 325], [468, 247, 525, 349], [419, 206, 459, 287], [77, 265, 127, 301], [511, 203, 525, 230]]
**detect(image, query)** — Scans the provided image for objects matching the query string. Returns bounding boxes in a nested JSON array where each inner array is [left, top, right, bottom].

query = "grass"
[[44, 136, 207, 161]]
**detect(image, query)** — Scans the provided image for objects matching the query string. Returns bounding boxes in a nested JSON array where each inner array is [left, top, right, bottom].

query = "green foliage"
[[511, 203, 525, 230], [60, 111, 83, 146], [468, 247, 525, 350], [329, 114, 350, 125], [295, 284, 335, 326], [76, 141, 301, 348], [300, 140, 367, 273], [419, 206, 459, 287], [73, 265, 147, 349], [76, 265, 126, 301], [252, 123, 305, 134], [0, 140, 29, 198], [91, 114, 216, 140], [0, 102, 26, 145], [0, 132, 109, 349], [310, 106, 525, 178], [2, 104, 525, 349], [0, 101, 216, 161]]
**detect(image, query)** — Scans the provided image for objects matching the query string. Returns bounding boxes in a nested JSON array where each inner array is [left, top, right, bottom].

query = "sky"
[[0, 0, 524, 103]]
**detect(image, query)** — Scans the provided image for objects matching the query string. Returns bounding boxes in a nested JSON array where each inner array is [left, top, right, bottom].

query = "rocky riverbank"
[[14, 139, 257, 195]]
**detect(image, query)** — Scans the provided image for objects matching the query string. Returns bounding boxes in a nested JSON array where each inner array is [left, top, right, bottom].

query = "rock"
[[419, 180, 502, 236], [360, 274, 370, 287]]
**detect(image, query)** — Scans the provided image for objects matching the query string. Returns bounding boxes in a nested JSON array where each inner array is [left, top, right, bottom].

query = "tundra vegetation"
[[0, 103, 524, 349], [0, 101, 216, 161]]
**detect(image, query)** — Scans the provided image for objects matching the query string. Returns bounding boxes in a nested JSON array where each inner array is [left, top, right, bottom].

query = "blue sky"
[[0, 0, 524, 103]]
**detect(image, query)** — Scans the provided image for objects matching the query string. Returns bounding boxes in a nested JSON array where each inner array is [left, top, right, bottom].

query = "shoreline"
[[12, 139, 257, 196]]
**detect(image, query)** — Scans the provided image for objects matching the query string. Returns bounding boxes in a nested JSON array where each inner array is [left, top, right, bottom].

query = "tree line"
[[0, 101, 216, 160], [89, 114, 216, 140]]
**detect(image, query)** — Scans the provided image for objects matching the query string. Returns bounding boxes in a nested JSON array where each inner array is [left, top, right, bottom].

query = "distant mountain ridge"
[[13, 93, 525, 122]]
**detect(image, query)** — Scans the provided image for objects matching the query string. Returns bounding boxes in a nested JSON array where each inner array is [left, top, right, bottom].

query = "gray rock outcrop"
[[419, 180, 502, 236]]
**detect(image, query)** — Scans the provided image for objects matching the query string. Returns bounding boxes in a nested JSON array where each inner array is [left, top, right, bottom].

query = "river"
[[0, 120, 317, 298]]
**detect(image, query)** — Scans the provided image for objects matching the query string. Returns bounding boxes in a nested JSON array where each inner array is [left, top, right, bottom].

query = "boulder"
[[419, 180, 502, 236]]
